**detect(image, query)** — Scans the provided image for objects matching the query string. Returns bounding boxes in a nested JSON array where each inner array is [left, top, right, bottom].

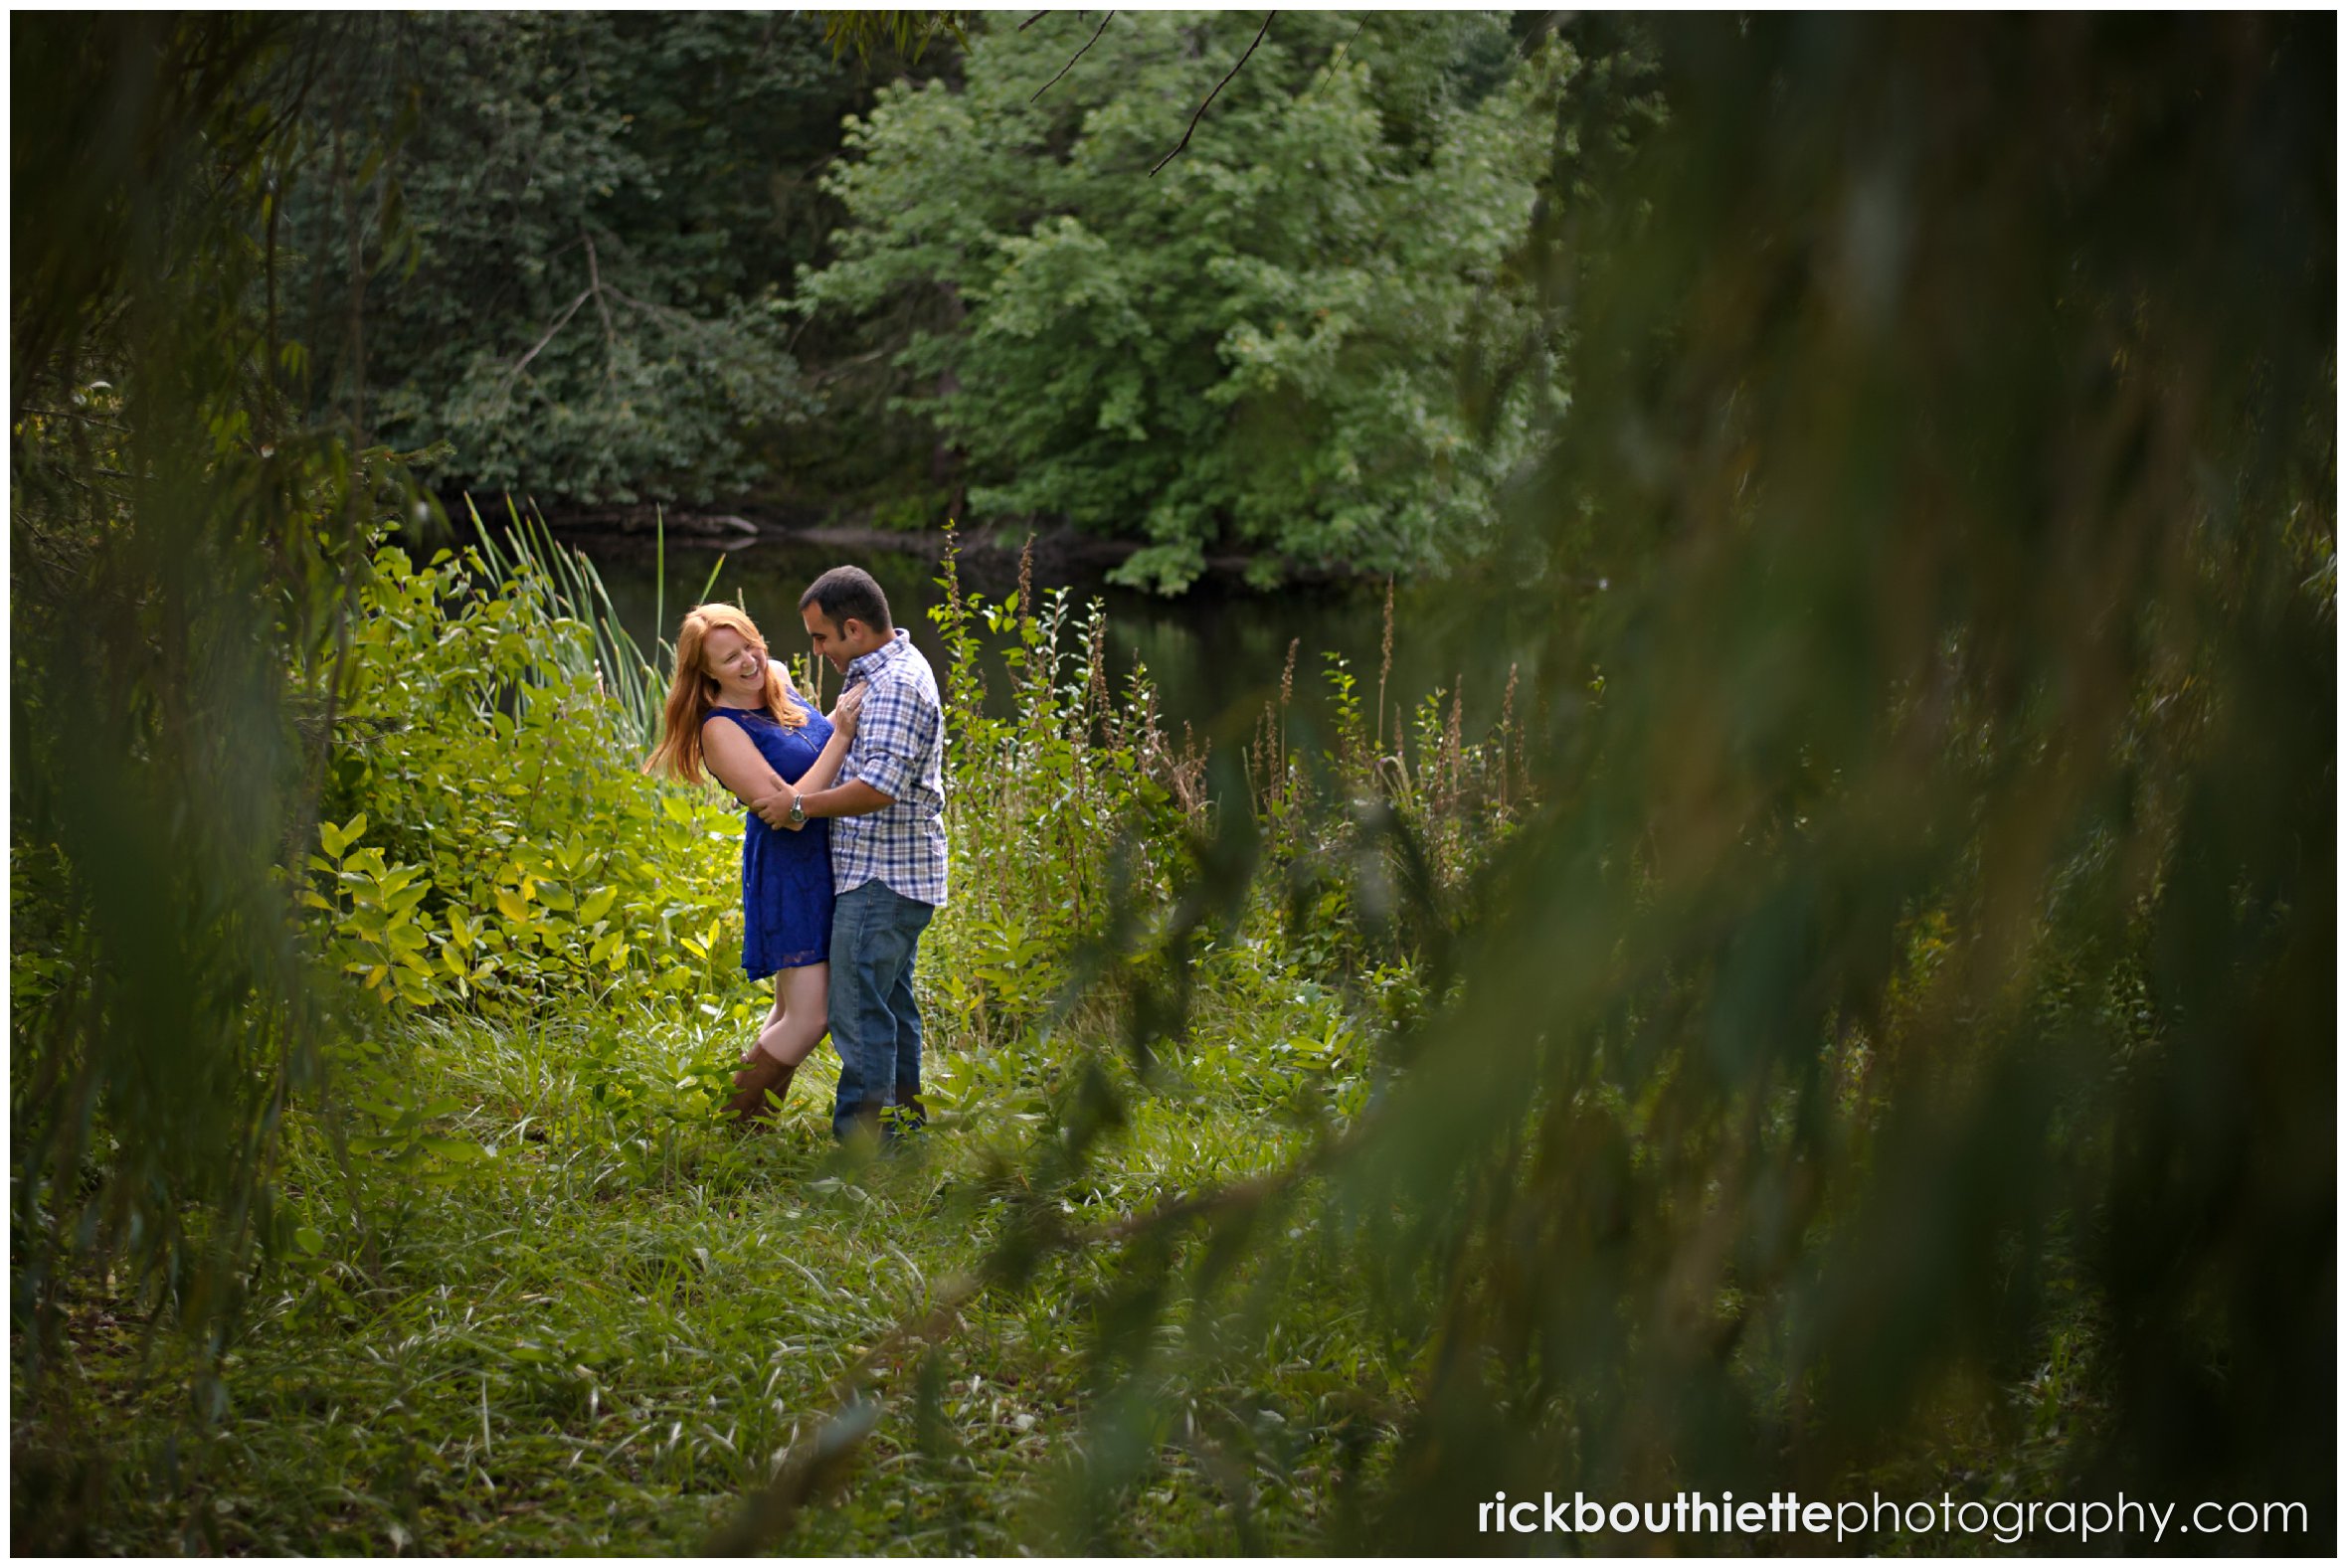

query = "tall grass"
[[458, 493, 710, 749]]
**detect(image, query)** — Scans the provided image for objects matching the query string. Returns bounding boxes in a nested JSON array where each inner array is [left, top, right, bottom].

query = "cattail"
[[940, 521, 987, 714], [1443, 678, 1465, 813], [1248, 705, 1269, 818], [1015, 532, 1035, 626], [1267, 704, 1286, 816], [1375, 576, 1394, 753], [1174, 721, 1206, 816], [1278, 636, 1300, 810], [1085, 612, 1110, 717], [1499, 660, 1520, 810]]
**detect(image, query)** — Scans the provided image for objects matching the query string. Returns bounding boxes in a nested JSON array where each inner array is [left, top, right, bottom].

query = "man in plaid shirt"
[[774, 566, 948, 1141]]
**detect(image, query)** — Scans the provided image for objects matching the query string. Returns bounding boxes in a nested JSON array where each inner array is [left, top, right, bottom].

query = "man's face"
[[802, 605, 858, 674]]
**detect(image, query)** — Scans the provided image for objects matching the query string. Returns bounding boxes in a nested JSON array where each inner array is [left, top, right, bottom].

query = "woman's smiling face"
[[701, 624, 765, 698]]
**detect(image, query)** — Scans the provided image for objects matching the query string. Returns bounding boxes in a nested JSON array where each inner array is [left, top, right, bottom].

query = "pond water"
[[555, 528, 1545, 759]]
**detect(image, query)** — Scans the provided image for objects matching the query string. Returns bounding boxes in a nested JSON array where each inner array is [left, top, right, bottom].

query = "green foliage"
[[818, 9, 971, 65], [316, 531, 745, 1016], [14, 408, 1529, 1544], [801, 12, 1567, 592], [287, 14, 868, 503], [14, 9, 2330, 1559], [9, 11, 423, 1419], [732, 12, 2331, 1554], [924, 536, 1200, 1044]]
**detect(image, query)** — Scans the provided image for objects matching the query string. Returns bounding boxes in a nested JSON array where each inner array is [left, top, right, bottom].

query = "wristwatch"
[[787, 793, 806, 827]]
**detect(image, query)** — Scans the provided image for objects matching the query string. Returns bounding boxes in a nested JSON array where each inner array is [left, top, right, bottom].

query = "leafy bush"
[[317, 533, 745, 1014], [307, 515, 1515, 1066]]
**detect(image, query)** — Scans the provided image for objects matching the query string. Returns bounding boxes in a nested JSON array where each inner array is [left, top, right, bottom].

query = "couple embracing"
[[644, 566, 946, 1142]]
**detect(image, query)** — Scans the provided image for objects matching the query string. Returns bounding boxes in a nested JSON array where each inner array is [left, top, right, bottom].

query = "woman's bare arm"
[[700, 716, 789, 810]]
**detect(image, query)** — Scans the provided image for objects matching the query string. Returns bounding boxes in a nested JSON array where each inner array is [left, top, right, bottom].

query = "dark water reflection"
[[566, 532, 1540, 761]]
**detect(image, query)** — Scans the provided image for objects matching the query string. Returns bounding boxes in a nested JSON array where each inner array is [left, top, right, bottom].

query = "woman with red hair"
[[645, 603, 862, 1124]]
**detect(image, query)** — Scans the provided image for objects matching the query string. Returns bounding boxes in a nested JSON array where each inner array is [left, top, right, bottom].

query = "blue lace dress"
[[702, 702, 835, 979]]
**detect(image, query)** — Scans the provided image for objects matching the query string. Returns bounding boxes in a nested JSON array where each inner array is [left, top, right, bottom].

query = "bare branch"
[[16, 406, 130, 432], [582, 233, 619, 361], [1031, 10, 1115, 103], [598, 278, 713, 333], [502, 287, 593, 388], [1309, 14, 1366, 98], [1150, 12, 1272, 177], [1017, 10, 1047, 30]]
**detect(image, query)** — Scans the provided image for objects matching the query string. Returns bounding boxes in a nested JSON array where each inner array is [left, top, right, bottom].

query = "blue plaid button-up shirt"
[[831, 628, 948, 905]]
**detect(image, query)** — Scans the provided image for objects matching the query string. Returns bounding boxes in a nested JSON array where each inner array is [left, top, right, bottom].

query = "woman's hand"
[[828, 681, 866, 737]]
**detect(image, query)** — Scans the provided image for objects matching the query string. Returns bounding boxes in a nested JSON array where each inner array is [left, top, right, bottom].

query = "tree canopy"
[[270, 11, 1571, 586], [803, 11, 1565, 591], [297, 12, 892, 503]]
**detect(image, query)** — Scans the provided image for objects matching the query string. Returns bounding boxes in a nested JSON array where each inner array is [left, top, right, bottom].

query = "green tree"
[[296, 13, 899, 505], [800, 12, 1566, 592]]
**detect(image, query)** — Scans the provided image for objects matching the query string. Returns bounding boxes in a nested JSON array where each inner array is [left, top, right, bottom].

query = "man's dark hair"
[[799, 565, 892, 633]]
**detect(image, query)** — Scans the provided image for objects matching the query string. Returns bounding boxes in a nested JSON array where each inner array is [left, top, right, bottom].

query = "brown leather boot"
[[723, 1051, 797, 1125]]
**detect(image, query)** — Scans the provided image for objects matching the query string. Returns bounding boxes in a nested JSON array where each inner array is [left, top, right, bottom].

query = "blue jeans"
[[827, 880, 935, 1141]]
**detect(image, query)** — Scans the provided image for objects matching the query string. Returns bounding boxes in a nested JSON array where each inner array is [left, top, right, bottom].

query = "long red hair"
[[642, 603, 809, 784]]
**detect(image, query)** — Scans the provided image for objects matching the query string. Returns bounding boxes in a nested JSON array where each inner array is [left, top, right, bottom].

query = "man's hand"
[[752, 787, 796, 830]]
